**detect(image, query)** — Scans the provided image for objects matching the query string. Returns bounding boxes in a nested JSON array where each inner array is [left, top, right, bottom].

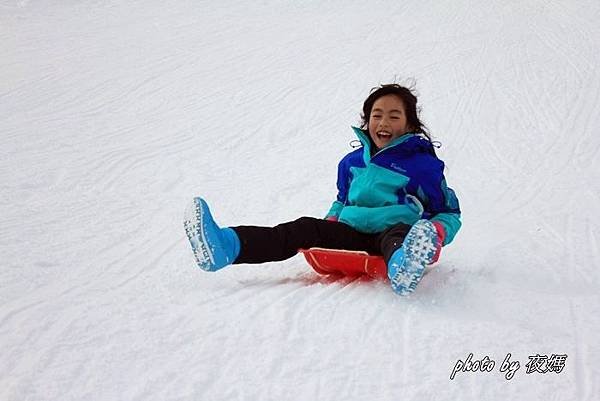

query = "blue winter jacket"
[[326, 127, 461, 245]]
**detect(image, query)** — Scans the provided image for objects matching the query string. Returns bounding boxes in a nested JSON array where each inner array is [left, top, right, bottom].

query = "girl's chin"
[[374, 139, 391, 149]]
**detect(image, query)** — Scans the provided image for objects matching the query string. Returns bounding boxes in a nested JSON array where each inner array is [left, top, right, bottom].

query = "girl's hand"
[[431, 221, 446, 264]]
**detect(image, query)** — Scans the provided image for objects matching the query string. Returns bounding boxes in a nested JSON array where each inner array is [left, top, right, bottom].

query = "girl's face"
[[368, 94, 411, 150]]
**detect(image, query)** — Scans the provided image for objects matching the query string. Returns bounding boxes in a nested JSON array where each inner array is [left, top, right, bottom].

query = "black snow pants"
[[231, 217, 411, 265]]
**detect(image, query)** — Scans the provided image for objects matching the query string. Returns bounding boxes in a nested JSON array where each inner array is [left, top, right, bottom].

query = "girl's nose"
[[378, 118, 390, 128]]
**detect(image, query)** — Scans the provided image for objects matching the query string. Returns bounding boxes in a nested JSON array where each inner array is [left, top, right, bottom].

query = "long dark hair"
[[360, 83, 432, 142]]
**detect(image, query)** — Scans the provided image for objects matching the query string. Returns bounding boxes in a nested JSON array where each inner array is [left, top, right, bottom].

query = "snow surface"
[[2, 1, 600, 400]]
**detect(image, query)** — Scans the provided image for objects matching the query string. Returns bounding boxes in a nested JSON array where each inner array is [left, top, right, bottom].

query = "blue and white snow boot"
[[387, 219, 439, 295], [183, 197, 240, 272]]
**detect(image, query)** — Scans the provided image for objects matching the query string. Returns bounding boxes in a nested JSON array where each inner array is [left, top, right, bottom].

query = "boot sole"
[[183, 197, 216, 271], [390, 220, 438, 295]]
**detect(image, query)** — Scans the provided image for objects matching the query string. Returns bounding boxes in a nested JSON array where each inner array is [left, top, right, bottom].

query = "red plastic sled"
[[299, 248, 388, 280]]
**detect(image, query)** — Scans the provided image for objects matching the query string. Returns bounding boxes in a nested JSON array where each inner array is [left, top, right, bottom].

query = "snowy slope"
[[2, 0, 600, 400]]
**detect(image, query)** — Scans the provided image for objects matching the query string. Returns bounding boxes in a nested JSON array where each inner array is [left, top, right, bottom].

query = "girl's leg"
[[232, 217, 380, 264], [377, 223, 412, 263]]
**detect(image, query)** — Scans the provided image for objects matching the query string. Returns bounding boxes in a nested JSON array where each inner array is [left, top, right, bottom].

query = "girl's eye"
[[391, 116, 399, 119], [372, 115, 381, 118]]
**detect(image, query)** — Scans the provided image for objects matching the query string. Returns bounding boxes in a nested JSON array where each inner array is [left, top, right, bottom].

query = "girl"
[[183, 84, 461, 295]]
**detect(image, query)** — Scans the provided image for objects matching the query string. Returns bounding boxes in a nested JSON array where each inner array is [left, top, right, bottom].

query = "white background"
[[2, 1, 600, 400]]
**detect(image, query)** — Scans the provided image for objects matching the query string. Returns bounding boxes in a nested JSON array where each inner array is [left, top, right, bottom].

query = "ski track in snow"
[[2, 0, 600, 400]]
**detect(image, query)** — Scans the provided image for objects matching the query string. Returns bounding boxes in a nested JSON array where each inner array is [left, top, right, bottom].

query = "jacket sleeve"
[[407, 156, 462, 245], [325, 156, 352, 219]]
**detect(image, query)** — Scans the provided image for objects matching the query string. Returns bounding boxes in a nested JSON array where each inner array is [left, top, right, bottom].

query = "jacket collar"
[[351, 126, 420, 163]]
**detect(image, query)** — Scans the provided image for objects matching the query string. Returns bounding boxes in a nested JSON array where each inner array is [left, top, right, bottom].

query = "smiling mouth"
[[376, 131, 392, 140]]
